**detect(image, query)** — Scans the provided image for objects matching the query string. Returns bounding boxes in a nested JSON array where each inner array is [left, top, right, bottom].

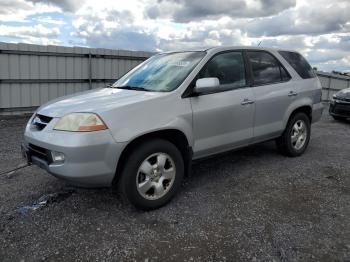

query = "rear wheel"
[[332, 115, 347, 121], [276, 112, 311, 157], [118, 139, 184, 210]]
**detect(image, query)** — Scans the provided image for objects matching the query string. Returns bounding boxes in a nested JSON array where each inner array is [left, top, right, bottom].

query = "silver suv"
[[22, 46, 323, 210]]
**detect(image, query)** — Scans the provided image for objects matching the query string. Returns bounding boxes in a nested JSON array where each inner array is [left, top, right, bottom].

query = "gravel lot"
[[0, 109, 349, 262]]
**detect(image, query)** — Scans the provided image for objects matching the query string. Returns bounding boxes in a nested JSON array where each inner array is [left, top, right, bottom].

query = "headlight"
[[331, 94, 343, 103], [54, 113, 108, 132]]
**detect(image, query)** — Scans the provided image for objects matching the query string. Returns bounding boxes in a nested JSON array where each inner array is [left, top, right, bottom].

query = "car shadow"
[[191, 141, 279, 174], [14, 141, 287, 214]]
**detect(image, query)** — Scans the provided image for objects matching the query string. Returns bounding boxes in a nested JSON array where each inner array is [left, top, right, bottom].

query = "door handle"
[[241, 98, 255, 105], [288, 91, 298, 97]]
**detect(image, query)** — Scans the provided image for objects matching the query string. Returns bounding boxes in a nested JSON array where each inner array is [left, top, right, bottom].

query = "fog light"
[[51, 151, 65, 163]]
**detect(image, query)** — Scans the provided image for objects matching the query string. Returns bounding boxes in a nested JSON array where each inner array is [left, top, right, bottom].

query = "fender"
[[99, 92, 194, 145], [118, 117, 194, 148], [282, 96, 313, 129]]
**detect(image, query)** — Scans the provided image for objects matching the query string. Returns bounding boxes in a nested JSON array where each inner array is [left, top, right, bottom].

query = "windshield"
[[112, 51, 206, 92]]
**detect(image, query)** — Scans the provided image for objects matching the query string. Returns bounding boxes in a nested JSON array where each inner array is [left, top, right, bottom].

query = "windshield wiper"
[[115, 85, 151, 92]]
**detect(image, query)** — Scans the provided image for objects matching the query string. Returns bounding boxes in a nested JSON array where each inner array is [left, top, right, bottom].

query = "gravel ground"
[[0, 109, 349, 262]]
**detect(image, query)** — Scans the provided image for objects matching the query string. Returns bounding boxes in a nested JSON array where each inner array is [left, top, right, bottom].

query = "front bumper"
[[23, 117, 126, 187], [329, 100, 350, 118]]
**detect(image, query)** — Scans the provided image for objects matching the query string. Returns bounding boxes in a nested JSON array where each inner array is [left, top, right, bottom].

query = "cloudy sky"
[[0, 0, 349, 72]]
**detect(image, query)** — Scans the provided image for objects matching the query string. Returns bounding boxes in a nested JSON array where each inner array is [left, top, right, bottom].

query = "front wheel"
[[118, 139, 184, 210], [276, 112, 311, 157]]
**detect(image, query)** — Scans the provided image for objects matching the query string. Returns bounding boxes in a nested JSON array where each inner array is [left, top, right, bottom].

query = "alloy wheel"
[[136, 152, 176, 200], [291, 120, 308, 150]]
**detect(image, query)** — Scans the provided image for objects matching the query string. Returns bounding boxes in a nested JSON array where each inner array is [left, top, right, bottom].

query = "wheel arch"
[[277, 104, 312, 157], [290, 105, 312, 121], [113, 129, 192, 184], [283, 99, 313, 130]]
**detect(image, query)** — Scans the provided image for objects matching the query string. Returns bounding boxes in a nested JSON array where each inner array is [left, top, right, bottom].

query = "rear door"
[[246, 50, 294, 142], [190, 51, 255, 158]]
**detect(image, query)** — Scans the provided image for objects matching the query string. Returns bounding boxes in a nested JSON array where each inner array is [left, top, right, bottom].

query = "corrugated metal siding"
[[1, 42, 350, 112], [0, 42, 152, 111], [316, 71, 350, 101]]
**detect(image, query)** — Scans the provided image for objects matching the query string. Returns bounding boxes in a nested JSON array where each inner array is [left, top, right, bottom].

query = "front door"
[[190, 51, 255, 159]]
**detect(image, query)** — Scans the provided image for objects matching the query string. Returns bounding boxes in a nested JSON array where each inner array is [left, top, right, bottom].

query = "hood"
[[37, 88, 167, 117], [336, 88, 350, 99]]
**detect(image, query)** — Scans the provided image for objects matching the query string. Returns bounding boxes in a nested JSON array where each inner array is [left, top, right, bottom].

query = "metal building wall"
[[1, 42, 350, 113], [316, 71, 350, 101], [0, 42, 152, 112]]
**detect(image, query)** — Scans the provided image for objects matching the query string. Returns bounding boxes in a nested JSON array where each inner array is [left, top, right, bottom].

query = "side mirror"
[[194, 77, 220, 94]]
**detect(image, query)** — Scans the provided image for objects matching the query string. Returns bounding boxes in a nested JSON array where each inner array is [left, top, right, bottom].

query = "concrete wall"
[[1, 42, 349, 113]]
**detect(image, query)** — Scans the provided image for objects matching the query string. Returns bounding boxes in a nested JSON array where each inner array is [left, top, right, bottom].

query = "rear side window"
[[198, 51, 246, 89], [247, 51, 290, 85], [278, 51, 316, 79]]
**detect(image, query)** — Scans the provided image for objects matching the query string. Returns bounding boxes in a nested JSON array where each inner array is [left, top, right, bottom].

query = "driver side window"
[[198, 51, 247, 89]]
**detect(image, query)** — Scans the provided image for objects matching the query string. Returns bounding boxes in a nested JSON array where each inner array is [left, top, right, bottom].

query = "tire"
[[276, 112, 311, 157], [332, 115, 347, 121], [118, 139, 184, 210]]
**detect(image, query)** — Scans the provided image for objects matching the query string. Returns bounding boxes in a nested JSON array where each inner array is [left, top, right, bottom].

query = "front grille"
[[32, 114, 53, 130], [28, 143, 52, 164], [332, 104, 350, 117]]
